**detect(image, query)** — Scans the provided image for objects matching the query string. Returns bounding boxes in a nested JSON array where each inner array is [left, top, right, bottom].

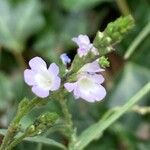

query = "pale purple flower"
[[24, 57, 61, 98], [60, 53, 71, 65], [64, 61, 106, 102], [79, 61, 104, 73], [72, 34, 99, 57]]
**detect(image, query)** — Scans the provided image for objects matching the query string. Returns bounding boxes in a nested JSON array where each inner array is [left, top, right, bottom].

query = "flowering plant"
[[0, 15, 150, 150]]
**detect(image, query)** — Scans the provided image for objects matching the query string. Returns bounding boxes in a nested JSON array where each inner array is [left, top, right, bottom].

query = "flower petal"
[[90, 85, 106, 101], [48, 63, 59, 75], [77, 48, 89, 57], [72, 35, 90, 46], [77, 76, 106, 102], [73, 86, 81, 99], [51, 76, 61, 91], [79, 90, 96, 102], [32, 86, 49, 98], [79, 61, 104, 73], [64, 83, 76, 92], [60, 53, 71, 65], [24, 69, 36, 86], [90, 74, 105, 84], [29, 57, 47, 72]]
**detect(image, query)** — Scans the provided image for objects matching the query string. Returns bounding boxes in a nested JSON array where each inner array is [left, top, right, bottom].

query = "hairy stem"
[[59, 96, 73, 135], [5, 133, 27, 150], [0, 98, 44, 150], [58, 90, 77, 149]]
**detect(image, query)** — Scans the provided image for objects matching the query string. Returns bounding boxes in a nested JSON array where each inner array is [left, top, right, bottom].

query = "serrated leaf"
[[0, 0, 44, 52]]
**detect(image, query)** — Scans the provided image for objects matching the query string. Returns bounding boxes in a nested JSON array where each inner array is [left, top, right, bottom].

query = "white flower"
[[24, 57, 61, 98], [72, 34, 99, 57], [64, 61, 106, 102]]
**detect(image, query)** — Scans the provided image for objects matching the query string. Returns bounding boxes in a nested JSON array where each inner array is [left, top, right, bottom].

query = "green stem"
[[58, 90, 77, 149], [76, 82, 150, 149], [59, 97, 73, 135], [5, 133, 27, 150], [124, 22, 150, 59], [0, 98, 44, 150], [116, 0, 130, 15], [13, 51, 26, 71]]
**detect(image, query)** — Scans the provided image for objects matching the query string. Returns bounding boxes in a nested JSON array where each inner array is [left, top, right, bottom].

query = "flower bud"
[[99, 56, 110, 68], [25, 112, 59, 137]]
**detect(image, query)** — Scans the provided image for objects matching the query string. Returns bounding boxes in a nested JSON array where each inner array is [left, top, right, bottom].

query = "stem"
[[59, 97, 73, 135], [0, 98, 44, 150], [116, 0, 130, 15], [58, 90, 77, 149], [0, 47, 2, 64], [124, 22, 150, 59], [0, 125, 18, 150], [13, 51, 26, 71], [5, 134, 27, 150]]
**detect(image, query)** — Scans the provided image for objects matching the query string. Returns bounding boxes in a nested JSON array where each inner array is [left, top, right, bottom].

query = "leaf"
[[0, 72, 13, 110], [74, 83, 150, 150], [0, 129, 66, 149], [0, 0, 44, 52], [61, 0, 112, 12], [0, 129, 6, 135], [33, 13, 88, 60], [108, 63, 150, 107], [24, 137, 66, 149]]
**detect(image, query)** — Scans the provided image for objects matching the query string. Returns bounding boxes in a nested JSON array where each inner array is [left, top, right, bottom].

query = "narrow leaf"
[[75, 82, 150, 149], [0, 129, 66, 149]]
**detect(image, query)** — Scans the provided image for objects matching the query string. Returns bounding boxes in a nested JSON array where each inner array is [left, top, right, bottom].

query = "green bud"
[[105, 15, 134, 42], [97, 31, 104, 39], [99, 56, 110, 68], [25, 125, 36, 136], [93, 15, 134, 56], [25, 112, 59, 137]]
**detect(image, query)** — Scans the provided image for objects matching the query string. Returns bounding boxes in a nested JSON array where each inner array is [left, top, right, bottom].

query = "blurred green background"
[[0, 0, 150, 149]]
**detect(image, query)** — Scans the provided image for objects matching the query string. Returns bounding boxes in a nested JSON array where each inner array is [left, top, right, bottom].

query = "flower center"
[[79, 77, 93, 90], [35, 69, 53, 90]]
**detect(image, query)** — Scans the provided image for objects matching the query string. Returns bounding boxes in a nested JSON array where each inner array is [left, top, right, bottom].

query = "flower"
[[72, 34, 99, 57], [60, 53, 71, 65], [64, 61, 106, 102], [24, 57, 61, 98]]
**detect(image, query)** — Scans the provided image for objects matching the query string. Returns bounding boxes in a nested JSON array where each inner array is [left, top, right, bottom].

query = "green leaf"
[[0, 0, 44, 52], [33, 13, 88, 61], [108, 63, 150, 107], [0, 72, 13, 110], [0, 129, 66, 149], [74, 83, 150, 150], [61, 0, 112, 11], [124, 22, 150, 60], [25, 136, 66, 149]]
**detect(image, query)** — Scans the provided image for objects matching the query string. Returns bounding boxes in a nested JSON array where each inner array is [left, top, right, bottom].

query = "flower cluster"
[[24, 35, 106, 102], [64, 61, 106, 102]]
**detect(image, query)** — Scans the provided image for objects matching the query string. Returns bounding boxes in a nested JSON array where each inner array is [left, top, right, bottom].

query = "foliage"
[[0, 0, 150, 150]]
